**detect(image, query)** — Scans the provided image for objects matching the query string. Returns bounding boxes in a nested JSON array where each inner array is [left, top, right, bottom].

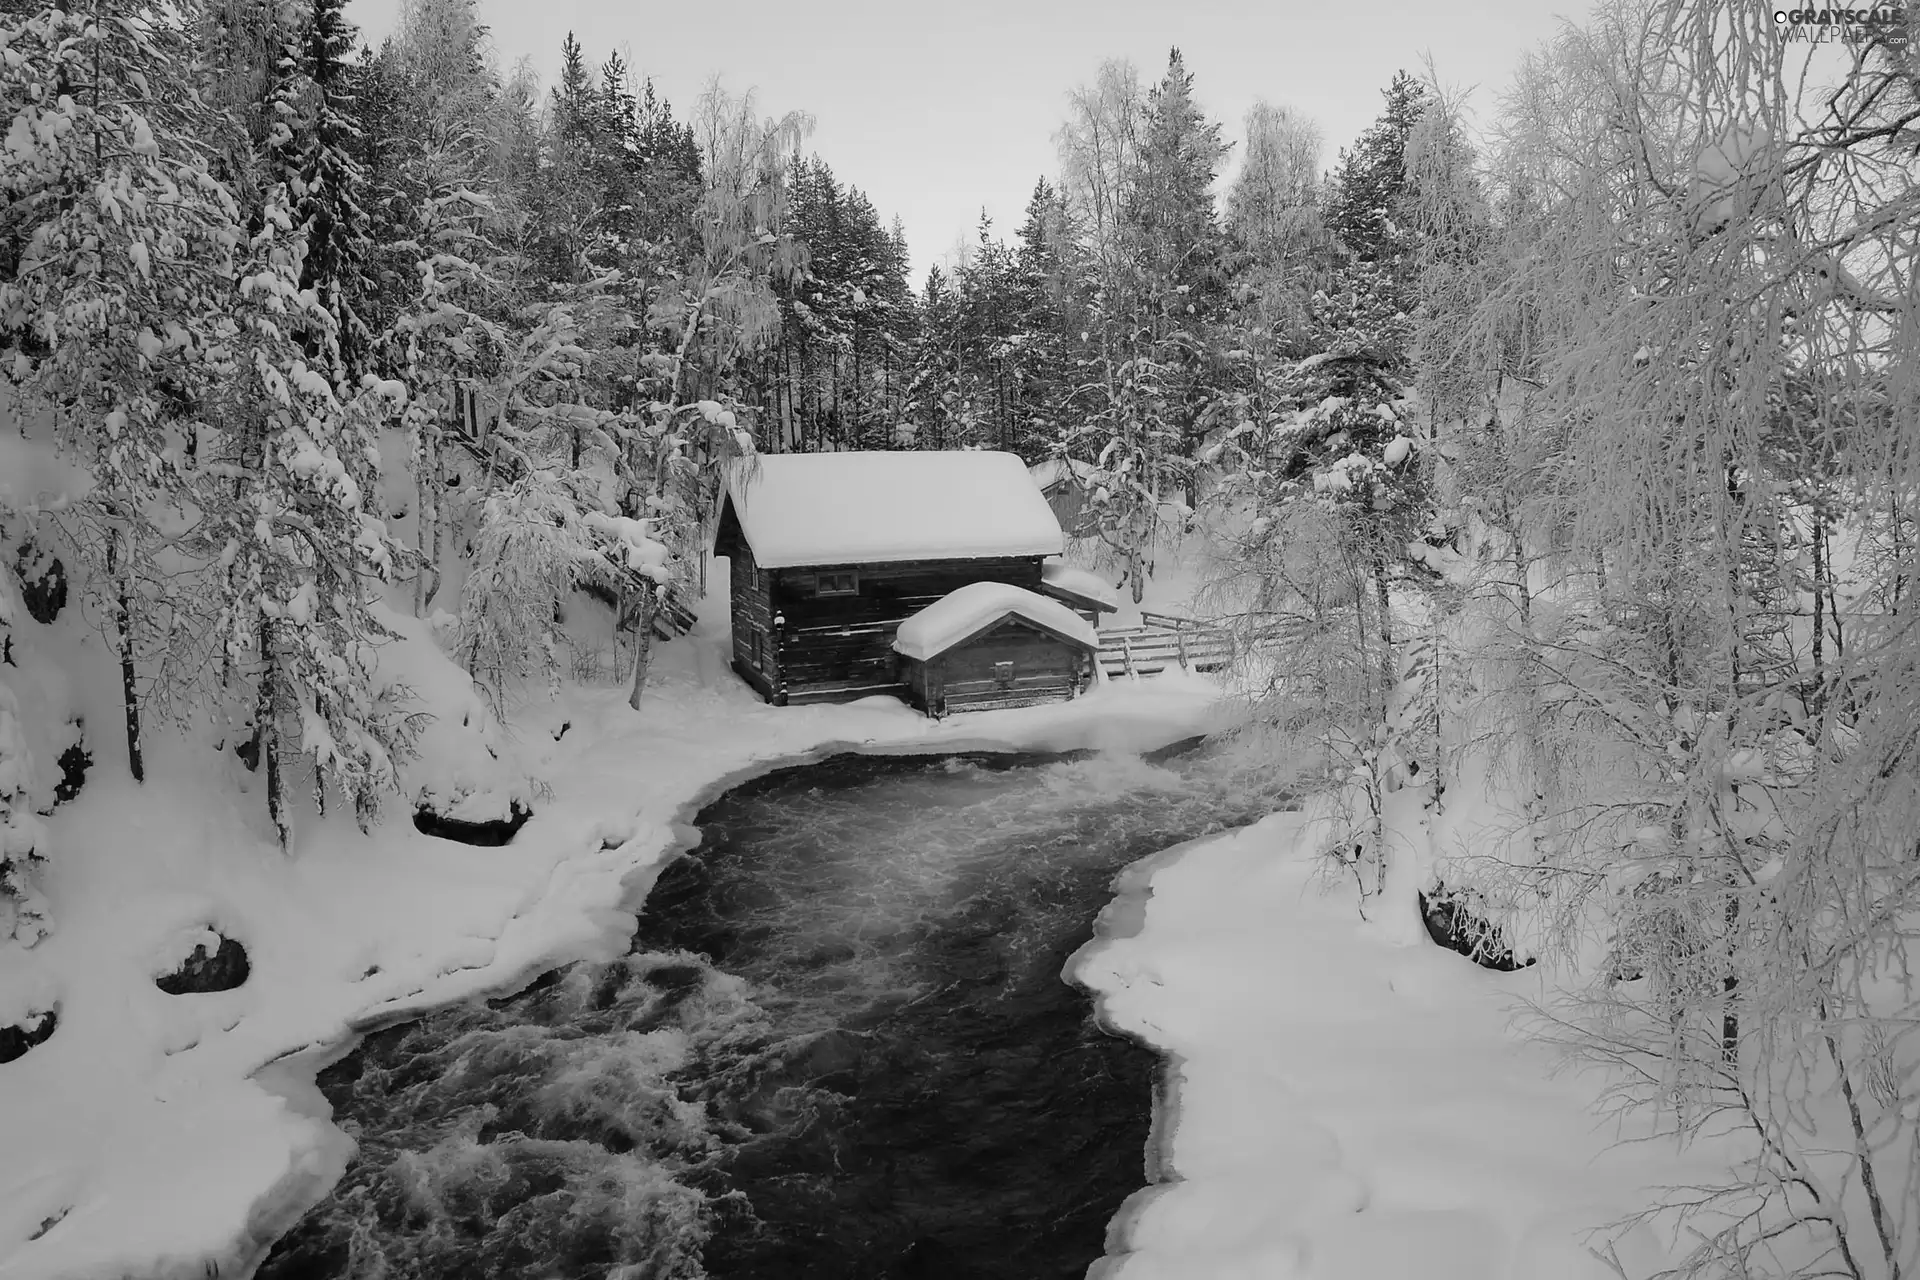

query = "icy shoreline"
[[0, 666, 1225, 1280], [1067, 811, 1720, 1280], [1067, 830, 1226, 1279]]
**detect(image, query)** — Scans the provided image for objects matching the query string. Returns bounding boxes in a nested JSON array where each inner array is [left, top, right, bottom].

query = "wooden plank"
[[784, 680, 911, 707], [942, 688, 1077, 712], [1141, 609, 1209, 630]]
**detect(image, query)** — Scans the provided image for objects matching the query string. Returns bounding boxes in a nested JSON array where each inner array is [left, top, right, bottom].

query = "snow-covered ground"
[[2, 541, 1710, 1280], [0, 561, 1227, 1280], [1074, 810, 1715, 1280]]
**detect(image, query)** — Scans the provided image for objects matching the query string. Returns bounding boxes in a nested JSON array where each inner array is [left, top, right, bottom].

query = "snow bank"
[[1071, 812, 1719, 1280], [1041, 557, 1120, 612], [0, 436, 92, 516], [722, 450, 1063, 568], [893, 581, 1099, 662], [0, 554, 1227, 1279]]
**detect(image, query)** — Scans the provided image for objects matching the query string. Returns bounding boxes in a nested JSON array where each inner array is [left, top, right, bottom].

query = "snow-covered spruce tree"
[[360, 0, 508, 619], [1006, 178, 1076, 456], [1447, 4, 1920, 1275], [571, 81, 794, 708], [457, 467, 628, 706], [0, 4, 253, 783], [1053, 53, 1231, 601], [1197, 73, 1459, 903], [764, 153, 911, 451], [198, 178, 417, 846], [1221, 98, 1331, 422], [1129, 49, 1230, 490], [442, 71, 776, 711], [287, 0, 376, 382]]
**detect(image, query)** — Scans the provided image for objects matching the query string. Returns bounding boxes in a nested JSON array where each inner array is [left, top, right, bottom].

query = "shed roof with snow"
[[892, 581, 1099, 662], [718, 450, 1064, 570], [1038, 558, 1119, 615]]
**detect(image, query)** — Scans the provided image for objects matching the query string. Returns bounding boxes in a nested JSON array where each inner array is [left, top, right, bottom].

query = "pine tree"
[[290, 0, 376, 381], [1008, 178, 1074, 456], [1131, 49, 1229, 323], [1325, 71, 1427, 266]]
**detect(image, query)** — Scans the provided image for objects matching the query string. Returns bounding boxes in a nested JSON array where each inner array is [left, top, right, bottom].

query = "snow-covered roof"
[[893, 582, 1100, 662], [1039, 558, 1119, 613], [722, 451, 1064, 569]]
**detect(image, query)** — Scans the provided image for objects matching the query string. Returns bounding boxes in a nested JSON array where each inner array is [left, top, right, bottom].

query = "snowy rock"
[[13, 543, 67, 624], [0, 1004, 57, 1064], [412, 798, 534, 847], [51, 725, 88, 808], [1383, 436, 1412, 466], [155, 933, 251, 995], [1417, 884, 1532, 972]]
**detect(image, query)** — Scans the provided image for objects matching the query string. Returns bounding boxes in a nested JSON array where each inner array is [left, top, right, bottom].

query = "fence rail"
[[1096, 620, 1235, 679]]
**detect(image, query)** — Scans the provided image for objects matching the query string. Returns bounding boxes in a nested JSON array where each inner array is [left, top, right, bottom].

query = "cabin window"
[[813, 570, 860, 597], [993, 661, 1015, 689]]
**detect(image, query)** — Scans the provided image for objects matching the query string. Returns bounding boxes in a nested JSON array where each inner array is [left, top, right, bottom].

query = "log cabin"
[[713, 450, 1070, 706]]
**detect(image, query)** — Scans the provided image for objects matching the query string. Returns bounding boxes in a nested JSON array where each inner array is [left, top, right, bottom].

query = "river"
[[257, 738, 1291, 1280]]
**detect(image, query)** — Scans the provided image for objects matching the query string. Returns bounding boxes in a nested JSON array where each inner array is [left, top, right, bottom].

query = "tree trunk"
[[258, 619, 289, 851], [416, 427, 441, 616], [1722, 892, 1739, 1067], [1372, 548, 1395, 713], [106, 533, 144, 783], [627, 588, 661, 711], [1811, 511, 1827, 716]]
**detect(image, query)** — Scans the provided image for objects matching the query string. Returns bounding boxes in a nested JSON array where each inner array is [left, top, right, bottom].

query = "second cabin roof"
[[721, 450, 1064, 569], [893, 581, 1100, 662]]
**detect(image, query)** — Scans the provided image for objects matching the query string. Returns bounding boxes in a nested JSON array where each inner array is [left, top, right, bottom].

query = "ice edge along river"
[[202, 681, 1232, 1280]]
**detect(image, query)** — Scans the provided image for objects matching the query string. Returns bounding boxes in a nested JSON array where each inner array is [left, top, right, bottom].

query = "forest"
[[2, 0, 1918, 1276]]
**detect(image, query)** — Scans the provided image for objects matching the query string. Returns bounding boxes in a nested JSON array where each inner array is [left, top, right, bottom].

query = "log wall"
[[770, 557, 1044, 699], [901, 618, 1091, 717]]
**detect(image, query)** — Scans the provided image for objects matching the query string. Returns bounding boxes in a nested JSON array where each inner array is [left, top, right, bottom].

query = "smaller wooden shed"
[[892, 582, 1100, 717], [1028, 458, 1103, 537]]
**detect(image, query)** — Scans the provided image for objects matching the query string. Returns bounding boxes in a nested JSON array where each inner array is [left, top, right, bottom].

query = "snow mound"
[[722, 451, 1063, 569], [1041, 558, 1120, 612], [893, 582, 1099, 662]]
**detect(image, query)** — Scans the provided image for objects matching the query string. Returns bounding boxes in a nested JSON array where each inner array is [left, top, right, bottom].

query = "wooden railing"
[[1096, 618, 1235, 678]]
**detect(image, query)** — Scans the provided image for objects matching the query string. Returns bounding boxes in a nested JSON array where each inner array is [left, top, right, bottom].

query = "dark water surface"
[[258, 741, 1289, 1280]]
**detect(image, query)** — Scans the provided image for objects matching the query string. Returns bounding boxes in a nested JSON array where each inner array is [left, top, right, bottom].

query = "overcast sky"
[[346, 0, 1580, 286]]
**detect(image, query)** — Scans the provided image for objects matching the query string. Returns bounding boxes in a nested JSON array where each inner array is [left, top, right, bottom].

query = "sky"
[[346, 0, 1582, 286]]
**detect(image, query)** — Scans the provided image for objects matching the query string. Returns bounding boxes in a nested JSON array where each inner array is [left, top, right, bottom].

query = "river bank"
[[0, 605, 1225, 1280]]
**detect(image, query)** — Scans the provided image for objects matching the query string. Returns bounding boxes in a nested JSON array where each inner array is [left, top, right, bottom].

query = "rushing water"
[[258, 739, 1292, 1280]]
